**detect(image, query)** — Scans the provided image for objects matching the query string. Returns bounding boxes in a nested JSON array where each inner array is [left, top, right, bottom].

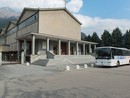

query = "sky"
[[1, 0, 130, 37]]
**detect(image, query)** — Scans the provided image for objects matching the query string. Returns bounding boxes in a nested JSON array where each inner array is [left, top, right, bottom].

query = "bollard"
[[66, 66, 70, 71], [91, 64, 94, 67], [0, 52, 2, 65], [76, 65, 80, 69], [21, 52, 24, 64], [84, 64, 88, 68], [26, 62, 30, 66]]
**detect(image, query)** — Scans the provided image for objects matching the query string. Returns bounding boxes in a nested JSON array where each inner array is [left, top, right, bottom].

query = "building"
[[0, 7, 97, 63]]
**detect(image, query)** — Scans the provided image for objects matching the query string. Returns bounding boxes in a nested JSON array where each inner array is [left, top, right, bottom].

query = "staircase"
[[32, 55, 95, 67]]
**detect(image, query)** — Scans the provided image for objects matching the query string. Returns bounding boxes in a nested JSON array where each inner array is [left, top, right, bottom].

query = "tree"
[[123, 30, 130, 49], [101, 30, 112, 46], [85, 35, 92, 41], [81, 32, 86, 41], [111, 28, 122, 47], [91, 32, 101, 46]]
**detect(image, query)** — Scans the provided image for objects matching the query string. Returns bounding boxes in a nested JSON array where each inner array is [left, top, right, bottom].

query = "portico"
[[17, 32, 97, 62]]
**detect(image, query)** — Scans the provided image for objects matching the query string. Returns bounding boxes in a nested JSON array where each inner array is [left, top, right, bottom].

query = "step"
[[32, 55, 95, 66]]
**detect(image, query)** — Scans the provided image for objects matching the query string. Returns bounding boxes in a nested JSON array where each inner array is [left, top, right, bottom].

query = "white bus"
[[95, 47, 130, 67]]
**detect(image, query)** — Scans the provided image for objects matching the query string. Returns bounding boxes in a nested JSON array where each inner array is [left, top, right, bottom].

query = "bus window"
[[122, 50, 128, 56], [112, 49, 122, 56], [95, 48, 111, 59]]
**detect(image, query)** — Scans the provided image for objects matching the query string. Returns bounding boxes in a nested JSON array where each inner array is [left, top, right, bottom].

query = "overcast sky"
[[1, 0, 130, 36]]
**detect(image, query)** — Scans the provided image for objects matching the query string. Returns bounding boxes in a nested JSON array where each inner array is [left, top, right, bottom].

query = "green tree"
[[81, 32, 86, 41], [91, 32, 101, 46], [111, 27, 122, 47], [85, 35, 92, 41], [101, 30, 112, 46], [123, 30, 130, 49]]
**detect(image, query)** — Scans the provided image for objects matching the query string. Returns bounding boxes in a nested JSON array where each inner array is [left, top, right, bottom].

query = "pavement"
[[0, 63, 130, 98]]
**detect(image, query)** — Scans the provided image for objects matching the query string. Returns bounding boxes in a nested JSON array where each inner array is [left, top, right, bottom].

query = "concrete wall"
[[0, 45, 10, 52], [30, 55, 47, 63], [6, 33, 16, 45], [0, 34, 6, 45], [10, 42, 17, 51], [39, 10, 81, 40], [6, 32, 17, 51], [17, 22, 38, 37]]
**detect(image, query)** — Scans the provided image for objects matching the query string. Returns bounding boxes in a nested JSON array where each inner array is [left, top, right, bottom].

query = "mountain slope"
[[0, 16, 17, 28], [0, 7, 20, 28], [0, 7, 20, 18]]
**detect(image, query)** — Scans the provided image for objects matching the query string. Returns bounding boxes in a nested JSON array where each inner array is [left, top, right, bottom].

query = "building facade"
[[0, 7, 97, 63]]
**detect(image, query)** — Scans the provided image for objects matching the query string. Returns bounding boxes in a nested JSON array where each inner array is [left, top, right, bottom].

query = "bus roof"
[[96, 46, 128, 50]]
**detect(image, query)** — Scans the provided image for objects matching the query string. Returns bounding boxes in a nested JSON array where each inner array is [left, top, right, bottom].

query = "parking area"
[[0, 64, 130, 98]]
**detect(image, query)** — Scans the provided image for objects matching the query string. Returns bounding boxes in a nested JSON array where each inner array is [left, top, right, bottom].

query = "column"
[[17, 40, 20, 61], [32, 35, 35, 55], [0, 52, 2, 65], [89, 44, 92, 53], [76, 42, 79, 55], [21, 51, 24, 64], [67, 41, 70, 55], [58, 39, 61, 55], [46, 37, 50, 51], [94, 44, 96, 51], [24, 39, 27, 55], [86, 44, 88, 54], [83, 43, 85, 55]]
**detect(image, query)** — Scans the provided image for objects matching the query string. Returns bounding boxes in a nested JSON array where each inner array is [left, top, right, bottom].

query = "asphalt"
[[0, 63, 130, 98]]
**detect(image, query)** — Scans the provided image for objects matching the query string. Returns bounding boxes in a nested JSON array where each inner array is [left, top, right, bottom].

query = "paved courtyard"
[[0, 64, 130, 98]]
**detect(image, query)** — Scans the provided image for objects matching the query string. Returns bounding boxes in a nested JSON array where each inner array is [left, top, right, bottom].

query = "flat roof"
[[16, 32, 98, 45], [96, 46, 128, 50]]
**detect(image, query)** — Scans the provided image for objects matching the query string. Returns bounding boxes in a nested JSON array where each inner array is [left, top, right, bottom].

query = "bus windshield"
[[95, 48, 111, 59]]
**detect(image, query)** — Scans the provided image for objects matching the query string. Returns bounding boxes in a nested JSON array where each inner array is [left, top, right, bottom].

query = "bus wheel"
[[117, 61, 120, 67]]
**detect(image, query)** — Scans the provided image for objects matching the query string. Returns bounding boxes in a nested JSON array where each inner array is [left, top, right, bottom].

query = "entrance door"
[[70, 46, 74, 55], [61, 42, 67, 55], [53, 45, 57, 54], [27, 41, 31, 55]]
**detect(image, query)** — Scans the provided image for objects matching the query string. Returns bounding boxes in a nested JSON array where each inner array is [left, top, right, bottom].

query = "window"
[[122, 50, 127, 56], [95, 48, 111, 59], [18, 14, 38, 30], [112, 48, 122, 56], [7, 27, 17, 35]]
